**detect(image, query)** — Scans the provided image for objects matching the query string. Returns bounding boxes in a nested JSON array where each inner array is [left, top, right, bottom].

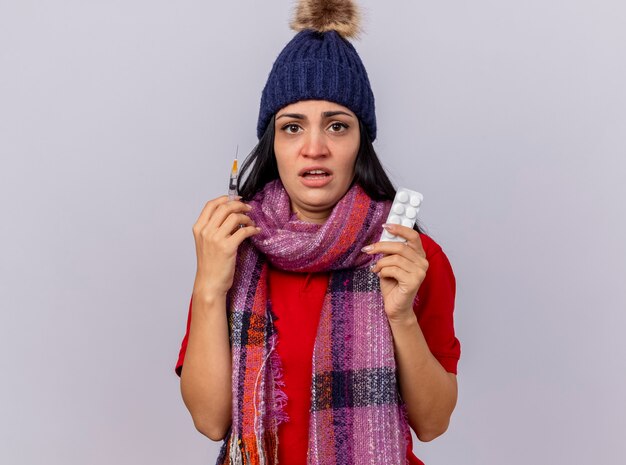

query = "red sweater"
[[175, 233, 460, 464]]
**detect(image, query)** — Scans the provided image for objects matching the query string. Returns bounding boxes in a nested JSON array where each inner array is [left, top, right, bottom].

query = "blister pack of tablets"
[[380, 188, 423, 242]]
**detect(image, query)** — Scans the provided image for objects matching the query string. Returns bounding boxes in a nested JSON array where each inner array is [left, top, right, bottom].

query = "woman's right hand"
[[192, 195, 260, 298]]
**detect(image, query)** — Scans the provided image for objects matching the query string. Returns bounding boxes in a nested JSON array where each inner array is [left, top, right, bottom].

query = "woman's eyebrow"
[[276, 113, 305, 120], [322, 111, 353, 118]]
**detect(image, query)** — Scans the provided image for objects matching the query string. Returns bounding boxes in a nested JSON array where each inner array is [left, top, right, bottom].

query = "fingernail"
[[361, 245, 374, 252], [382, 223, 392, 230], [369, 262, 377, 271]]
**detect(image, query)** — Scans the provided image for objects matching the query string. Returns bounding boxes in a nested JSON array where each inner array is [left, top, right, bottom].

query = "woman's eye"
[[283, 124, 301, 134], [329, 122, 348, 133]]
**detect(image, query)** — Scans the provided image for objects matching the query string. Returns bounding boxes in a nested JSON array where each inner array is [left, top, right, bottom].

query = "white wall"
[[1, 1, 624, 464]]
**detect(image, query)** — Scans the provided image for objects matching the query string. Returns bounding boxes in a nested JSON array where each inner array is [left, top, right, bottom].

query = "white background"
[[1, 1, 625, 464]]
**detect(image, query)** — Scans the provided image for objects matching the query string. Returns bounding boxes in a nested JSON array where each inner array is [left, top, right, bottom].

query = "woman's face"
[[274, 99, 360, 224]]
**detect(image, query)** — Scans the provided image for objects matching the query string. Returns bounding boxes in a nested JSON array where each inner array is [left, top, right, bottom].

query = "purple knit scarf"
[[217, 179, 411, 465]]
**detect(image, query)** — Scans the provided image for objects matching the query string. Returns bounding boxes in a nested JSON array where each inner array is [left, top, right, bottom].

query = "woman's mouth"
[[299, 168, 333, 187], [302, 169, 330, 179]]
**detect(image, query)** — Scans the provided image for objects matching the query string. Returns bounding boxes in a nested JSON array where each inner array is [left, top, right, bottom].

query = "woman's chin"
[[290, 194, 341, 221]]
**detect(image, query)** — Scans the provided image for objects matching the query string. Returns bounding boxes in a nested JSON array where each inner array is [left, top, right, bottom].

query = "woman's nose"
[[301, 130, 329, 158]]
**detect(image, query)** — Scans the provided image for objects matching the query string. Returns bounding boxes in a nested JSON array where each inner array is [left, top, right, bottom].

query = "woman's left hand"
[[362, 224, 429, 323]]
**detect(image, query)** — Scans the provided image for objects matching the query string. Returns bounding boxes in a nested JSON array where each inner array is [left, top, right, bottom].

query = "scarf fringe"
[[220, 430, 280, 465], [399, 401, 412, 463], [268, 331, 289, 427]]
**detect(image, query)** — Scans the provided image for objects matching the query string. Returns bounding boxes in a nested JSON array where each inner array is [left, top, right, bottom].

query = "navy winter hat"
[[256, 0, 377, 141]]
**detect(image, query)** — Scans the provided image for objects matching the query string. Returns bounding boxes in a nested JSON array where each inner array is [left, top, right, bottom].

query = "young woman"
[[174, 2, 461, 464]]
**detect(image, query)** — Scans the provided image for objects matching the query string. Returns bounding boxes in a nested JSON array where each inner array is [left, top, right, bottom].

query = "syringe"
[[228, 145, 239, 200]]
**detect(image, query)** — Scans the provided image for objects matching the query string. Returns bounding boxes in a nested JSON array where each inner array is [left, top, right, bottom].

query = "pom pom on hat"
[[290, 0, 362, 39]]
